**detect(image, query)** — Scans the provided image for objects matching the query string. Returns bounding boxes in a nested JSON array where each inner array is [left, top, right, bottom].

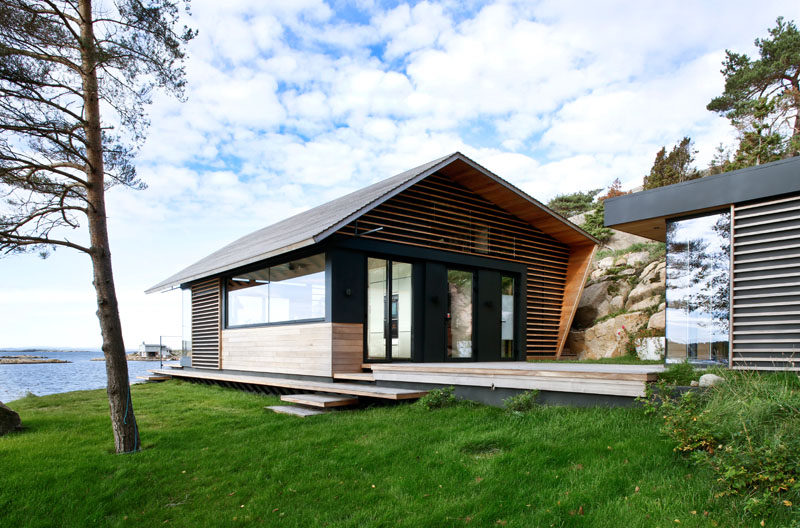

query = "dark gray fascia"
[[604, 156, 800, 227]]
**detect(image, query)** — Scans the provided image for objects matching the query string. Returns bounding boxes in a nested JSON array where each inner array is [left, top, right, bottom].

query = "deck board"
[[280, 394, 358, 408], [149, 369, 427, 400]]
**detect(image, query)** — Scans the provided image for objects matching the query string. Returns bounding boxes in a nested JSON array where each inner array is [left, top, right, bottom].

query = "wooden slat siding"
[[332, 323, 364, 374], [336, 172, 571, 358], [555, 243, 597, 358], [222, 322, 335, 377], [731, 192, 800, 370], [191, 278, 221, 369]]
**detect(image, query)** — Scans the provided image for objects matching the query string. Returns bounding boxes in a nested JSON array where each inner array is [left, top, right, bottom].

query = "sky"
[[1, 0, 799, 349]]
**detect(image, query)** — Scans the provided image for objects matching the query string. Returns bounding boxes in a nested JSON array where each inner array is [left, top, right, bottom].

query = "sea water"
[[0, 349, 164, 402]]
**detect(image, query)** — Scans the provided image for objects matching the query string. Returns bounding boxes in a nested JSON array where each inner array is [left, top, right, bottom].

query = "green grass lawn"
[[0, 381, 771, 527]]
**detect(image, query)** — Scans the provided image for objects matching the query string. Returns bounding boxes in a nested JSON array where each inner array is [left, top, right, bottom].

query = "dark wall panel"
[[476, 270, 502, 361], [327, 249, 366, 324], [731, 192, 800, 370]]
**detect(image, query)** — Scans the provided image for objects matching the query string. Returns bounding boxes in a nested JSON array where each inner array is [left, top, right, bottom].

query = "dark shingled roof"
[[147, 152, 594, 293]]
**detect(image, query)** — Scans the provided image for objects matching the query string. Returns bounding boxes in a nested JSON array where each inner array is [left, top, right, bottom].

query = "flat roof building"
[[605, 156, 800, 370]]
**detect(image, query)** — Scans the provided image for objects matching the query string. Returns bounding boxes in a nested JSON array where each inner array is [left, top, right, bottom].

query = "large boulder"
[[0, 402, 21, 436], [574, 312, 649, 360], [699, 374, 726, 388], [574, 280, 612, 327], [625, 251, 651, 267], [626, 278, 664, 309], [604, 230, 653, 251], [597, 256, 616, 269], [647, 310, 666, 331], [627, 296, 661, 313]]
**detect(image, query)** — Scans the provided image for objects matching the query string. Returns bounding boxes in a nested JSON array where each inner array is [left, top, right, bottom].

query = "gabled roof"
[[147, 152, 597, 293]]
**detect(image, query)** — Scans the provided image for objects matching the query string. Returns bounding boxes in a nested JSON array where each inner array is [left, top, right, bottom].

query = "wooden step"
[[137, 375, 170, 382], [333, 372, 375, 382], [266, 405, 326, 417], [281, 393, 358, 408], [149, 369, 428, 400]]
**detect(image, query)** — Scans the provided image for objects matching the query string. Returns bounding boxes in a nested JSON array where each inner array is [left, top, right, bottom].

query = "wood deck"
[[368, 362, 664, 398], [153, 361, 663, 399], [149, 369, 427, 400]]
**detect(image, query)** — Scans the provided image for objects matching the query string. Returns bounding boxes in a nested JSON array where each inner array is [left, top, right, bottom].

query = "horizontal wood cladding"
[[332, 323, 364, 374], [731, 194, 800, 371], [221, 322, 363, 377], [191, 278, 222, 369], [336, 172, 571, 357]]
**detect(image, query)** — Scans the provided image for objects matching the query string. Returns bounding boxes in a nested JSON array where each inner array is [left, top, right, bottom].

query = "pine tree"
[[0, 0, 195, 453]]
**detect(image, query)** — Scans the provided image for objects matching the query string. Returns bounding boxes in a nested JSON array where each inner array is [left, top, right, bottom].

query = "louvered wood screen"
[[191, 278, 221, 369], [337, 172, 570, 357], [731, 193, 800, 370]]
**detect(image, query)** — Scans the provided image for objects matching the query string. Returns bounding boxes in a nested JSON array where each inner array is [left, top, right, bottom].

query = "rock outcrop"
[[563, 221, 667, 360]]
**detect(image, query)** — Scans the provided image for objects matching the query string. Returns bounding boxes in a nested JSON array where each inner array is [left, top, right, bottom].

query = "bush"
[[654, 371, 800, 516], [503, 390, 539, 412], [416, 386, 458, 410], [659, 361, 699, 386], [581, 203, 613, 242]]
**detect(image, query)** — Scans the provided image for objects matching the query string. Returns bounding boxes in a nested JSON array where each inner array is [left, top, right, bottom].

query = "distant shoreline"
[[91, 356, 180, 362], [0, 355, 71, 365]]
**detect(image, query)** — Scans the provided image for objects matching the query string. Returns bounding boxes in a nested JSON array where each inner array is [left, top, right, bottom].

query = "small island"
[[0, 355, 71, 365]]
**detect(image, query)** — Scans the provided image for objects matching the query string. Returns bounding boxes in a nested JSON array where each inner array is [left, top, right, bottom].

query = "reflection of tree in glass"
[[666, 213, 730, 360]]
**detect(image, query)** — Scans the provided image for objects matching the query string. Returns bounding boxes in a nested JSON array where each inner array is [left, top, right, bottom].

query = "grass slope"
[[0, 381, 763, 527]]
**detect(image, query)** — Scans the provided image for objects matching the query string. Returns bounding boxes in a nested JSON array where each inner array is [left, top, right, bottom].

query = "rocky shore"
[[0, 355, 71, 364]]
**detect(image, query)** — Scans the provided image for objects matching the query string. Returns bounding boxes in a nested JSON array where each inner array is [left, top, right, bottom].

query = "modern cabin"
[[604, 156, 800, 371], [148, 153, 662, 404]]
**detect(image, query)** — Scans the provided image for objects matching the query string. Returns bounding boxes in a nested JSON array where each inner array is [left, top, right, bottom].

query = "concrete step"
[[266, 405, 326, 417], [281, 393, 358, 408], [332, 372, 375, 382]]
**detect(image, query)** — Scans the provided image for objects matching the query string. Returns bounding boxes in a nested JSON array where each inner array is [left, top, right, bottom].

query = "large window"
[[665, 212, 730, 364], [226, 254, 325, 326], [367, 258, 413, 360]]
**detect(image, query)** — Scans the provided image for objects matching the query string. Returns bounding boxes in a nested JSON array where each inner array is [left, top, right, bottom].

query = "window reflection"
[[227, 254, 326, 326], [665, 213, 730, 364]]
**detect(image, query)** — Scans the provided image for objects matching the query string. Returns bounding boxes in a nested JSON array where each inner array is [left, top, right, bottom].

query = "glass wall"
[[367, 258, 413, 360], [665, 212, 730, 364], [181, 288, 192, 357], [367, 258, 387, 359], [501, 275, 515, 359], [226, 253, 325, 326], [447, 269, 474, 358], [392, 262, 413, 359]]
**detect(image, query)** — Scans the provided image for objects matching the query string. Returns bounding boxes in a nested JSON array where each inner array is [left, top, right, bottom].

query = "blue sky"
[[1, 0, 799, 349]]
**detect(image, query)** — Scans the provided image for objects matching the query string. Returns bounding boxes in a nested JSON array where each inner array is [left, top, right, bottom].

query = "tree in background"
[[546, 188, 602, 218], [597, 178, 629, 201], [0, 0, 194, 453], [707, 17, 800, 163], [643, 137, 701, 190]]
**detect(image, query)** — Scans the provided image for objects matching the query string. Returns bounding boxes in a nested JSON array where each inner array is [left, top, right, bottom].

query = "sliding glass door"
[[447, 269, 474, 359], [367, 258, 413, 361]]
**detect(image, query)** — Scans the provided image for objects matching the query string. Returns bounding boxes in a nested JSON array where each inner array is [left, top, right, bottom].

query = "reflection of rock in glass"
[[665, 212, 730, 363]]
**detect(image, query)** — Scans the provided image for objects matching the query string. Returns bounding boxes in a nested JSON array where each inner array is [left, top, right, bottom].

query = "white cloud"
[[5, 0, 800, 349]]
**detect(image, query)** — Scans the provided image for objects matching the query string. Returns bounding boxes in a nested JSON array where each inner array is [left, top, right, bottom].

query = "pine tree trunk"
[[79, 0, 140, 454]]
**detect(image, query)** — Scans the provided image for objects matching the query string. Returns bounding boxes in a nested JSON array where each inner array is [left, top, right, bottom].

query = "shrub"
[[582, 203, 613, 242], [650, 371, 800, 516], [503, 390, 539, 412], [416, 386, 458, 410], [659, 361, 699, 386]]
